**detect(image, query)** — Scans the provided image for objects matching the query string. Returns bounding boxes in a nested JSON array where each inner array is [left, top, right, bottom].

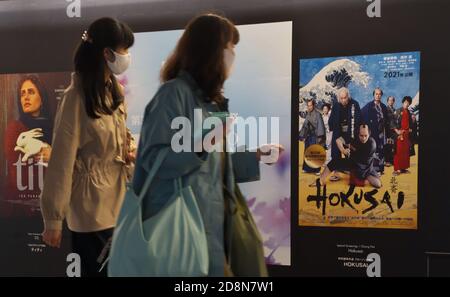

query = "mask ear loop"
[[110, 49, 131, 59], [106, 48, 116, 63]]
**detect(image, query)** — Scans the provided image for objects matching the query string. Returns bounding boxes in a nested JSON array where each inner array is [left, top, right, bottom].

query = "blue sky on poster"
[[299, 52, 420, 109]]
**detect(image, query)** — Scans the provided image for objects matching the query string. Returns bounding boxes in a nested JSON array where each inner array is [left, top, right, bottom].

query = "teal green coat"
[[133, 70, 261, 276]]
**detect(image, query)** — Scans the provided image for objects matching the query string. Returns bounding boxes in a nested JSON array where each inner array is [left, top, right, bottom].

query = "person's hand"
[[42, 228, 62, 248], [341, 147, 351, 157], [317, 136, 326, 146], [125, 148, 136, 164], [257, 144, 285, 165], [125, 151, 136, 164], [127, 150, 136, 164], [34, 145, 52, 162], [125, 131, 137, 164]]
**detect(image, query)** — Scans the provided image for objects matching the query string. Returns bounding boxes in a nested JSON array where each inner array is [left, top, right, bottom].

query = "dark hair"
[[402, 96, 412, 104], [373, 87, 383, 96], [359, 123, 371, 134], [323, 103, 331, 110], [16, 74, 54, 144], [74, 17, 134, 119], [307, 100, 315, 106], [387, 96, 395, 102], [17, 75, 50, 120], [160, 13, 239, 107]]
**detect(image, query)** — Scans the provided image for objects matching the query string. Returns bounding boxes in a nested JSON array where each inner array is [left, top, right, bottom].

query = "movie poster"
[[0, 72, 71, 275], [119, 21, 292, 265], [298, 52, 420, 229]]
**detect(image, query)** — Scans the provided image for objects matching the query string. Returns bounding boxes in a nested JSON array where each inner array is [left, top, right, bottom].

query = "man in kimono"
[[318, 124, 381, 188], [299, 100, 325, 174], [384, 96, 396, 167], [361, 88, 389, 175], [322, 103, 332, 165], [327, 87, 362, 179]]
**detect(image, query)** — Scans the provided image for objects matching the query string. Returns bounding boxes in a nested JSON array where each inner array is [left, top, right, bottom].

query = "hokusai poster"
[[298, 51, 420, 229]]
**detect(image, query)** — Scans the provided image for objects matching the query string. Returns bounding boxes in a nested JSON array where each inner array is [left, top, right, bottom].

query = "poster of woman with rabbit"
[[1, 73, 71, 218]]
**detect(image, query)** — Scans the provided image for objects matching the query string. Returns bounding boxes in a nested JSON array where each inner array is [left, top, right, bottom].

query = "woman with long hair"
[[131, 13, 283, 276], [40, 17, 135, 277]]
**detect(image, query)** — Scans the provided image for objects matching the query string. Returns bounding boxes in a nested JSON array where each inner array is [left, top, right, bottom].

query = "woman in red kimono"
[[393, 96, 413, 176]]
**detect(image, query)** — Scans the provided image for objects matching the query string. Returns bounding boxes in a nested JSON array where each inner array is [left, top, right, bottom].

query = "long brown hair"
[[160, 13, 239, 105]]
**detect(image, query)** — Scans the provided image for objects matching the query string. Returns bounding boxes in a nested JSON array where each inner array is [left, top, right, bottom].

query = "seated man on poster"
[[316, 124, 382, 189]]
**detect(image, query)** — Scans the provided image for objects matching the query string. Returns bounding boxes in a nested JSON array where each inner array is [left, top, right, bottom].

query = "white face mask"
[[106, 49, 131, 75], [224, 48, 235, 77]]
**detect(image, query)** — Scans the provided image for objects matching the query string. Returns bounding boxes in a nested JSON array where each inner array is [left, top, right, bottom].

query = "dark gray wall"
[[1, 0, 450, 277]]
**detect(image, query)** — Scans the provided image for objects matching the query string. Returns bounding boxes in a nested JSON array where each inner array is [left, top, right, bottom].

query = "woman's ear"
[[104, 48, 115, 63]]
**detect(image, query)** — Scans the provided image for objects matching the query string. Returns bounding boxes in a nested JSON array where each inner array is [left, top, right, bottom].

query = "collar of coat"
[[177, 70, 204, 98]]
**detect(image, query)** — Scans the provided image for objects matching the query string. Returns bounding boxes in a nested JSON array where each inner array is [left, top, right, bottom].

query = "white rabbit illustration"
[[14, 128, 48, 162]]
